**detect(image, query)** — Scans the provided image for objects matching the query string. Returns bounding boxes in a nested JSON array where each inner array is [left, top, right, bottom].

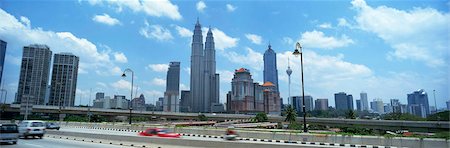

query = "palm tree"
[[284, 105, 297, 123], [346, 110, 356, 119]]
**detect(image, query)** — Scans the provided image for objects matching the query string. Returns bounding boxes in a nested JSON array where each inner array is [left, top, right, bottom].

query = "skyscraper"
[[189, 19, 220, 113], [315, 99, 328, 110], [132, 94, 146, 112], [0, 40, 6, 86], [263, 44, 279, 92], [180, 90, 191, 112], [49, 53, 79, 107], [360, 92, 369, 111], [370, 99, 384, 114], [16, 44, 52, 105], [291, 95, 313, 113], [164, 62, 180, 112], [407, 89, 430, 116], [356, 99, 362, 111], [334, 92, 354, 110]]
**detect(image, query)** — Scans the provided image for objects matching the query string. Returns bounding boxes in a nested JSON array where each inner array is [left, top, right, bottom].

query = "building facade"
[[334, 92, 353, 111], [315, 98, 328, 110], [370, 99, 384, 114], [356, 100, 362, 111], [407, 89, 430, 116], [180, 90, 191, 112], [164, 62, 180, 112], [360, 92, 369, 111], [262, 82, 281, 115], [263, 44, 279, 92], [0, 40, 6, 86], [189, 19, 220, 113], [228, 68, 255, 113], [48, 53, 79, 107], [16, 44, 52, 105], [291, 96, 314, 113], [132, 94, 146, 112]]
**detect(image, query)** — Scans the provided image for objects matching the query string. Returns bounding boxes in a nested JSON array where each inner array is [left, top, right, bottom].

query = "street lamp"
[[293, 42, 307, 133], [122, 68, 134, 124]]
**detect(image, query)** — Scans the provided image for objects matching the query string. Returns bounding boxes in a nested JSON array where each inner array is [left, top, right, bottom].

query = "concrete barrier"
[[47, 130, 311, 148], [60, 123, 450, 148]]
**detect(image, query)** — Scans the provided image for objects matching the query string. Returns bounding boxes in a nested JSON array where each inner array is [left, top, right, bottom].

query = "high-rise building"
[[447, 101, 450, 110], [263, 44, 279, 92], [370, 99, 384, 114], [360, 92, 369, 111], [0, 40, 6, 86], [390, 99, 401, 113], [96, 92, 105, 100], [49, 53, 79, 107], [356, 100, 362, 111], [16, 44, 52, 105], [228, 68, 255, 113], [334, 92, 353, 110], [262, 82, 281, 115], [180, 90, 191, 112], [189, 19, 220, 113], [291, 96, 313, 113], [409, 104, 426, 118], [253, 82, 264, 111], [315, 99, 328, 110], [384, 104, 393, 114], [111, 95, 128, 109], [164, 62, 180, 112], [132, 94, 146, 112], [155, 97, 164, 111], [407, 89, 430, 116]]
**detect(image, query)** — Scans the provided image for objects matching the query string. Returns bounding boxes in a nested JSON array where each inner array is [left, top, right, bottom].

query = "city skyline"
[[0, 0, 448, 108]]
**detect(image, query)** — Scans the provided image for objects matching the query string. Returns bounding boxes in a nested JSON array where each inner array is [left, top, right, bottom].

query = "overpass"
[[4, 104, 449, 132]]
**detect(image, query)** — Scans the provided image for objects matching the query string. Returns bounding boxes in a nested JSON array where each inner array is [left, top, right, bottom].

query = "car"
[[0, 123, 19, 144], [18, 120, 46, 139], [46, 122, 60, 130], [138, 128, 181, 138]]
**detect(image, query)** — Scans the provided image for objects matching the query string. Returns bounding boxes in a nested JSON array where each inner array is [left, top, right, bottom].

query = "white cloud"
[[147, 64, 169, 72], [202, 27, 239, 50], [299, 30, 354, 49], [217, 70, 234, 84], [0, 9, 119, 77], [196, 1, 206, 12], [180, 83, 189, 90], [351, 0, 449, 67], [282, 37, 294, 45], [317, 23, 332, 29], [226, 4, 236, 12], [337, 18, 352, 28], [222, 47, 263, 71], [96, 82, 107, 88], [19, 16, 30, 28], [111, 79, 131, 90], [92, 13, 121, 26], [184, 67, 191, 75], [140, 20, 173, 41], [245, 34, 262, 45], [152, 78, 166, 86], [143, 90, 163, 98], [114, 52, 127, 63], [85, 0, 182, 20], [174, 25, 192, 37]]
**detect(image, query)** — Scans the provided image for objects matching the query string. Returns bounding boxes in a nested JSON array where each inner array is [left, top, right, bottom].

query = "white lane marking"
[[22, 141, 45, 148]]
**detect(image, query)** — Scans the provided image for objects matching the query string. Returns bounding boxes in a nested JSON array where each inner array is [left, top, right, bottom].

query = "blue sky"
[[1, 0, 449, 109]]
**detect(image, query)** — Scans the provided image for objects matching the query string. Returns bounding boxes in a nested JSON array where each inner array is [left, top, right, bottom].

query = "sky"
[[0, 0, 449, 109]]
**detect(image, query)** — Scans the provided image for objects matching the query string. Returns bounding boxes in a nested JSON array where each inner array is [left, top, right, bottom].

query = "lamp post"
[[293, 42, 307, 133], [122, 68, 134, 124]]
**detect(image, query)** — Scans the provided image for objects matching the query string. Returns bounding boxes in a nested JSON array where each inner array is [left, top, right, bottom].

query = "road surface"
[[0, 137, 129, 148]]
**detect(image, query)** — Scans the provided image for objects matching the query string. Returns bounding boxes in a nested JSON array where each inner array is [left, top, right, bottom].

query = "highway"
[[0, 138, 128, 148]]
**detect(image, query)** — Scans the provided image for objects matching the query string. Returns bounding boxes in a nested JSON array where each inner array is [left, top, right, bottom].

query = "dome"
[[262, 81, 274, 87]]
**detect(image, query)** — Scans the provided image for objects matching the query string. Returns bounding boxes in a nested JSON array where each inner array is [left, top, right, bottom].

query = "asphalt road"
[[0, 137, 129, 148]]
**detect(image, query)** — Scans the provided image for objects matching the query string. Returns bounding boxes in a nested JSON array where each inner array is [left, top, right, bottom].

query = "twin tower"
[[189, 19, 220, 112]]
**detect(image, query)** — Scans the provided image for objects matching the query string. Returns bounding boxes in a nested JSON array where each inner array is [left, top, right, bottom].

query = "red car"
[[138, 128, 181, 138]]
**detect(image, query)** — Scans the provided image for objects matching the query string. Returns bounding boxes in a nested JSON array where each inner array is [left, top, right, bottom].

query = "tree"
[[198, 114, 208, 121], [255, 112, 268, 122], [284, 105, 297, 123], [427, 111, 449, 121], [346, 110, 356, 119], [382, 113, 425, 121]]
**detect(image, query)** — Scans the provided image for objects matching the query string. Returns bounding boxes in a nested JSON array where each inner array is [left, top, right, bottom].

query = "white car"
[[18, 120, 46, 139]]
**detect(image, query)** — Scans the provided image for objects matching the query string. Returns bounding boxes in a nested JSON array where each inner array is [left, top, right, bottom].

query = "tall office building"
[[447, 101, 450, 110], [189, 19, 220, 113], [96, 92, 105, 100], [164, 62, 180, 112], [263, 44, 279, 92], [407, 89, 430, 116], [356, 100, 362, 111], [132, 94, 146, 112], [370, 99, 384, 114], [334, 92, 353, 110], [0, 40, 6, 86], [360, 92, 369, 111], [291, 96, 313, 113], [16, 44, 52, 105], [49, 53, 79, 107], [390, 99, 401, 113], [180, 90, 191, 112], [315, 99, 328, 110]]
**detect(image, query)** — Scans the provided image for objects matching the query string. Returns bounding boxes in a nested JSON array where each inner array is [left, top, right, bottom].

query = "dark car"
[[138, 128, 181, 138], [46, 122, 60, 130], [0, 123, 19, 144]]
